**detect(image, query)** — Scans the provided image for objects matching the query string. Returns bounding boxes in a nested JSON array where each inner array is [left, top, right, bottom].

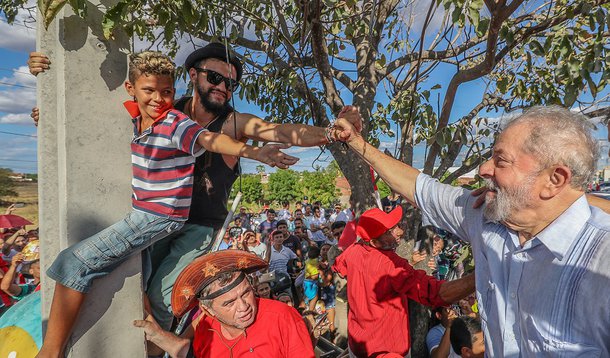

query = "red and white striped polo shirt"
[[130, 107, 206, 220]]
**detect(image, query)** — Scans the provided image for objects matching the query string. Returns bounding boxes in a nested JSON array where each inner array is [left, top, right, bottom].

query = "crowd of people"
[[0, 194, 488, 358], [215, 201, 353, 339], [0, 204, 41, 316]]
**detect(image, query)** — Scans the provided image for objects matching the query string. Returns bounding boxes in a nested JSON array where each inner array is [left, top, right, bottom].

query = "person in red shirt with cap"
[[333, 206, 475, 357]]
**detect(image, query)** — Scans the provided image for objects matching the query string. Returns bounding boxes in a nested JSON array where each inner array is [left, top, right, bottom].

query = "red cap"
[[356, 206, 403, 242]]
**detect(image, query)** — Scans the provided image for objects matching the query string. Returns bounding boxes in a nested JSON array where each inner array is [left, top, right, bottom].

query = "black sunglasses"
[[194, 68, 239, 91]]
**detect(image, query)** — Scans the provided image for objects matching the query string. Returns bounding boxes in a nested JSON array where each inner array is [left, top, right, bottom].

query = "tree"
[[301, 167, 339, 206], [10, 0, 610, 212], [230, 174, 264, 204], [266, 169, 300, 203], [0, 168, 18, 198]]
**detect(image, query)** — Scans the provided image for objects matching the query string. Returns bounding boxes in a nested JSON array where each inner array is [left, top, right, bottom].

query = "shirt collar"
[[123, 100, 173, 123], [535, 195, 591, 261]]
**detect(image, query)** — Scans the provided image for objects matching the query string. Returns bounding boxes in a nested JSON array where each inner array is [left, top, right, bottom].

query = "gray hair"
[[198, 271, 240, 308], [502, 105, 599, 190]]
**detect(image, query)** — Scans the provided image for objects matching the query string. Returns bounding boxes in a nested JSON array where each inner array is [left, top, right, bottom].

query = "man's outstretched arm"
[[438, 273, 476, 304], [335, 111, 420, 204], [237, 107, 363, 147]]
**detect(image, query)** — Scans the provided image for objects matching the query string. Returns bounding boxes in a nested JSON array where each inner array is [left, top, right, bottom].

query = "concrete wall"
[[38, 2, 147, 356]]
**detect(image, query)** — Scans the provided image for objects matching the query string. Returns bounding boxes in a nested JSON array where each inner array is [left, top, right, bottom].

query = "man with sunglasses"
[[332, 206, 475, 358], [27, 43, 360, 332], [147, 42, 361, 330]]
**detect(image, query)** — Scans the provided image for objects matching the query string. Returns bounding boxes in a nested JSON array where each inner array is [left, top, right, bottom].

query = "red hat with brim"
[[356, 206, 403, 242], [171, 250, 268, 318]]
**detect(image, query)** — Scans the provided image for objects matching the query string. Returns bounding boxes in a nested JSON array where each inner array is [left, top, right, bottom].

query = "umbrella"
[[0, 215, 32, 229]]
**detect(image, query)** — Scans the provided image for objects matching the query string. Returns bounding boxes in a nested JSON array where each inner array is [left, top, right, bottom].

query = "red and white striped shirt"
[[130, 108, 206, 220]]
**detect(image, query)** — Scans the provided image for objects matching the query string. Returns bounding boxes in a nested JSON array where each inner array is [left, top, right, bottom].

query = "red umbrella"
[[0, 214, 33, 229]]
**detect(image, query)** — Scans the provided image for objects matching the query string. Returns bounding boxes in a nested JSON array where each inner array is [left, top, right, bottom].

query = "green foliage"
[[231, 174, 264, 204], [0, 168, 18, 197], [5, 0, 609, 210], [300, 167, 339, 207], [0, 0, 29, 22], [230, 168, 340, 207], [376, 179, 392, 199], [24, 174, 38, 182], [492, 3, 610, 108], [267, 169, 300, 203]]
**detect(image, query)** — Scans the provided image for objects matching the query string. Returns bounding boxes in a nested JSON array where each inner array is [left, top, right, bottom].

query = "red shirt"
[[193, 298, 314, 358], [333, 243, 447, 357]]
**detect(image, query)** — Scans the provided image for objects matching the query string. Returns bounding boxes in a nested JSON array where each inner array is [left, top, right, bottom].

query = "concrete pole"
[[37, 3, 147, 357]]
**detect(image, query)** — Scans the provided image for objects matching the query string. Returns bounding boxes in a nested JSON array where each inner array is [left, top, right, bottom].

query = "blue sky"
[[1, 4, 608, 175]]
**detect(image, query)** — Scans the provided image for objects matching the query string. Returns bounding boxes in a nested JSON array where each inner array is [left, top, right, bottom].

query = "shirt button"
[[250, 348, 254, 353], [511, 292, 516, 298]]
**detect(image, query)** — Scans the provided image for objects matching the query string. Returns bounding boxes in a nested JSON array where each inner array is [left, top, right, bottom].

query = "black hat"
[[184, 42, 243, 81]]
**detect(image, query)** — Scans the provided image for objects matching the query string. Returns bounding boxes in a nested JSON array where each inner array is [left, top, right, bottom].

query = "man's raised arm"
[[334, 108, 420, 204], [237, 105, 364, 147]]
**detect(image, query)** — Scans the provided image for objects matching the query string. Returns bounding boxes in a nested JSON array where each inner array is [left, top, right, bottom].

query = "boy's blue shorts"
[[303, 278, 319, 304], [47, 210, 183, 293]]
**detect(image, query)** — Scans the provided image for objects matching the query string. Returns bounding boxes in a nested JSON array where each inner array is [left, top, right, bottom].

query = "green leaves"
[[267, 170, 300, 203], [1, 0, 29, 23], [232, 167, 340, 207], [529, 40, 545, 57], [38, 0, 68, 29], [102, 1, 127, 39]]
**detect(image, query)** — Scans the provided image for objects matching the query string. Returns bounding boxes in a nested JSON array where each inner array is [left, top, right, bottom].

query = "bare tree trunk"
[[329, 145, 377, 213]]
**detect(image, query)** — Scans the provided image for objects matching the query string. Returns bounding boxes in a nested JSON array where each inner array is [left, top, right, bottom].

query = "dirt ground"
[[1, 182, 39, 229]]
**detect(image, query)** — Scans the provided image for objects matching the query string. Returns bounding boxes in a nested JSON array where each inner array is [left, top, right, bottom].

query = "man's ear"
[[125, 80, 135, 97], [460, 347, 473, 358], [188, 67, 198, 83], [198, 301, 215, 318], [541, 165, 572, 199]]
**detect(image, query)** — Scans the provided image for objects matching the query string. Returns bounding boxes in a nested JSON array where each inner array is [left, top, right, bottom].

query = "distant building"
[[8, 173, 33, 182]]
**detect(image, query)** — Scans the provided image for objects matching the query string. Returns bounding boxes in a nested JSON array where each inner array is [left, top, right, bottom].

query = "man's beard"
[[482, 176, 535, 223], [196, 83, 230, 116]]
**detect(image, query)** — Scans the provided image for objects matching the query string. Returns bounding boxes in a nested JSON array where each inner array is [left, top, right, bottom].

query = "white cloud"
[[0, 64, 37, 114], [0, 136, 37, 173], [283, 146, 316, 155], [0, 66, 37, 87], [0, 87, 35, 113], [0, 112, 32, 124], [0, 4, 36, 53], [402, 0, 447, 36]]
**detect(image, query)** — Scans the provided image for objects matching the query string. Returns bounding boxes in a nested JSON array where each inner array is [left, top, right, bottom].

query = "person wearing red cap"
[[334, 107, 610, 357], [333, 206, 475, 357]]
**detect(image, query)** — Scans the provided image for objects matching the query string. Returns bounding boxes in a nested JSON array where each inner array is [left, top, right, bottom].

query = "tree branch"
[[434, 94, 507, 178], [423, 0, 526, 174], [309, 0, 344, 114]]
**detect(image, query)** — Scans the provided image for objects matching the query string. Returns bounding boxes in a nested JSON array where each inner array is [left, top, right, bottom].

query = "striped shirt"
[[415, 173, 610, 357], [269, 245, 297, 274], [131, 110, 206, 220]]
